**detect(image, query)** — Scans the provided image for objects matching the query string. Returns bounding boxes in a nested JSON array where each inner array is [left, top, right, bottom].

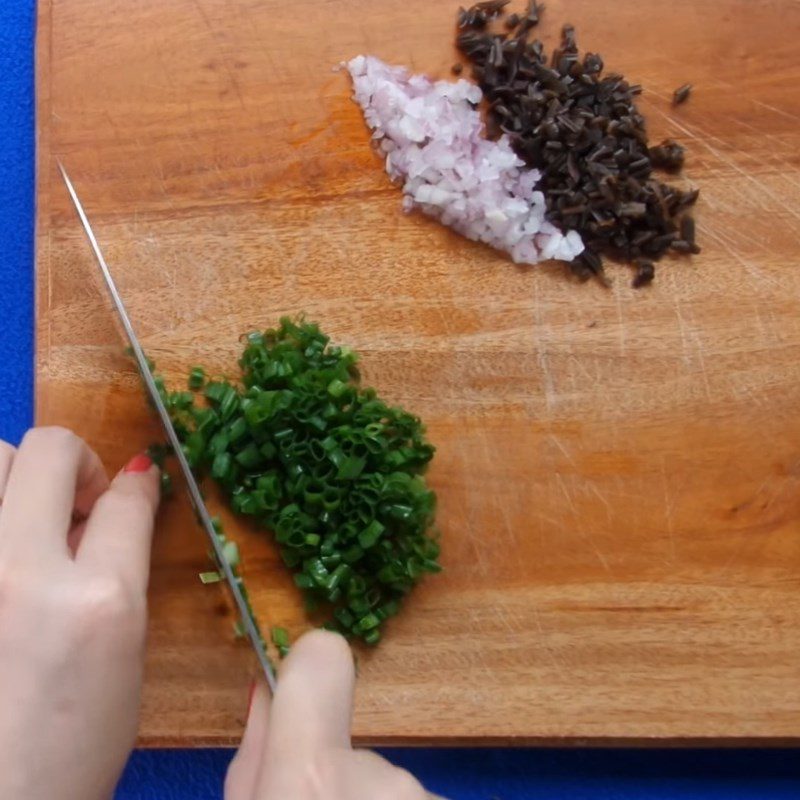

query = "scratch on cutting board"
[[731, 380, 771, 411], [687, 304, 712, 400], [456, 435, 491, 578], [441, 219, 466, 342], [150, 156, 176, 208], [554, 473, 612, 574], [660, 457, 677, 563], [730, 118, 799, 190], [587, 481, 613, 525], [613, 288, 627, 357], [494, 601, 524, 636], [753, 100, 800, 124], [771, 168, 800, 194], [697, 223, 781, 291], [695, 209, 773, 251], [750, 301, 773, 344], [654, 110, 800, 233], [167, 264, 180, 328], [532, 280, 556, 409], [566, 352, 597, 387], [554, 472, 579, 517], [672, 293, 691, 367], [433, 298, 453, 341], [692, 330, 712, 401], [477, 426, 520, 552], [549, 434, 576, 467], [537, 348, 556, 410], [680, 300, 712, 400]]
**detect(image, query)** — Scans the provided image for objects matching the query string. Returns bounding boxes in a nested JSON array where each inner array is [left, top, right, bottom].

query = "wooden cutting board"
[[36, 0, 800, 745]]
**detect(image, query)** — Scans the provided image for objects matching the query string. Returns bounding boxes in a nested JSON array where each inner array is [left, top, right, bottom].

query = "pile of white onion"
[[347, 55, 584, 265]]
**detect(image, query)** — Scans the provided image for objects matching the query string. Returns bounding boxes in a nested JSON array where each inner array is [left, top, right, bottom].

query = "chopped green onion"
[[227, 416, 248, 444], [143, 317, 439, 644], [358, 520, 385, 549], [363, 628, 381, 645], [199, 570, 222, 584], [336, 455, 366, 481], [210, 431, 230, 456], [188, 366, 206, 390], [327, 378, 348, 397], [159, 471, 173, 497], [222, 540, 240, 568], [294, 573, 314, 589], [235, 442, 263, 469], [271, 626, 290, 656], [211, 451, 233, 481], [204, 381, 227, 403], [355, 612, 381, 632]]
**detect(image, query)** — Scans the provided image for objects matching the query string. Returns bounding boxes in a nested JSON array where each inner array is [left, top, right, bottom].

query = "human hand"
[[0, 427, 160, 800], [225, 630, 441, 800]]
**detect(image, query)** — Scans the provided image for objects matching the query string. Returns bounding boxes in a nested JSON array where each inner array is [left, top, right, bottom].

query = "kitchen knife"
[[58, 162, 277, 693]]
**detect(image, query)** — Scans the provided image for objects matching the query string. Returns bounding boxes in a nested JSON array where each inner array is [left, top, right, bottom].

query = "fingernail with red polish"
[[123, 453, 153, 473], [247, 679, 256, 714]]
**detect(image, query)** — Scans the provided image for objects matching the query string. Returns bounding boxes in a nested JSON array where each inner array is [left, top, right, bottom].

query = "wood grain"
[[36, 0, 800, 745]]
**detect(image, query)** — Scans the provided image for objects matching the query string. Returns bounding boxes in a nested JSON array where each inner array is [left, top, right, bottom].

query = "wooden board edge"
[[34, 0, 52, 424], [137, 734, 800, 749], [37, 0, 800, 747]]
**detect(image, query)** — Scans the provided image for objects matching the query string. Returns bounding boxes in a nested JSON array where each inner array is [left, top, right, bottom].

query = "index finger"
[[76, 460, 160, 593], [0, 427, 109, 562], [264, 630, 355, 761]]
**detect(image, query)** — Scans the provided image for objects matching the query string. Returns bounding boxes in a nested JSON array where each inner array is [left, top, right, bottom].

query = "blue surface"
[[0, 0, 35, 445], [116, 748, 800, 799], [1, 1, 798, 798]]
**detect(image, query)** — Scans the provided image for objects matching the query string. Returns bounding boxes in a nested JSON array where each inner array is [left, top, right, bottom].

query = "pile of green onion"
[[157, 318, 440, 645]]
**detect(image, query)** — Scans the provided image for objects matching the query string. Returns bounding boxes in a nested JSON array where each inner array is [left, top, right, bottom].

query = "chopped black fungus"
[[648, 139, 685, 172], [680, 214, 697, 249], [632, 258, 655, 288], [458, 0, 510, 29], [455, 6, 699, 285], [673, 83, 692, 105]]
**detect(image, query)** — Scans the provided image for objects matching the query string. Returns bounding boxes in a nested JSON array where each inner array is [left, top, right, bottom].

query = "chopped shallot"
[[347, 55, 584, 265]]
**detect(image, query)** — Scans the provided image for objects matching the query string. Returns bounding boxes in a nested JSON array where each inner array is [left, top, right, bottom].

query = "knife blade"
[[58, 162, 277, 694]]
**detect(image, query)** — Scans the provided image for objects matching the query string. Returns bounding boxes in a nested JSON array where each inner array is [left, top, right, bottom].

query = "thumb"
[[225, 679, 271, 799], [265, 629, 355, 760], [76, 452, 160, 592], [227, 630, 354, 798]]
